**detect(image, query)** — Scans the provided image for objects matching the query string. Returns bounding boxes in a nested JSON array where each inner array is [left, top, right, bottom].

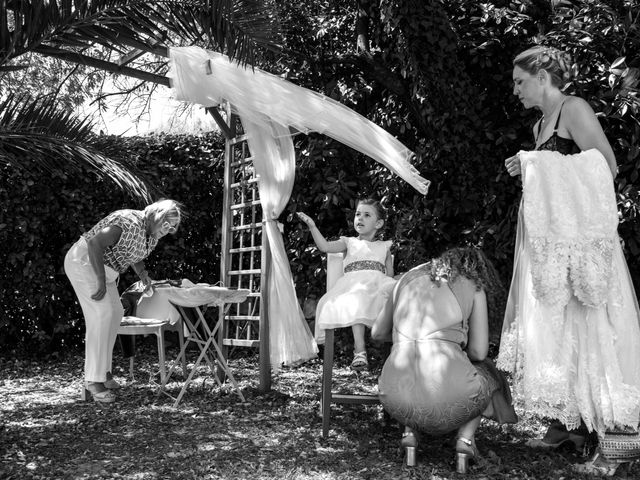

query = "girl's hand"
[[91, 279, 107, 301], [296, 212, 316, 230], [505, 153, 521, 176]]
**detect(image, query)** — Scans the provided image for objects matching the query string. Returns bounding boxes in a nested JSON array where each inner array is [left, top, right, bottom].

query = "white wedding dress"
[[497, 149, 640, 437]]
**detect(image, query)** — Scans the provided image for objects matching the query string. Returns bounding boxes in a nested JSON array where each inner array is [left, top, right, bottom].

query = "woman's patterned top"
[[83, 209, 158, 273], [536, 102, 580, 155]]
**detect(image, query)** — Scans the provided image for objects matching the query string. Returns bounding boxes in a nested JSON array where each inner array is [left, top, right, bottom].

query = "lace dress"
[[379, 267, 516, 433], [497, 131, 640, 437], [314, 237, 396, 344]]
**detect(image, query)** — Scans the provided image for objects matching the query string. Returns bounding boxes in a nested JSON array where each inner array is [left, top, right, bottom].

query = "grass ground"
[[0, 341, 636, 479]]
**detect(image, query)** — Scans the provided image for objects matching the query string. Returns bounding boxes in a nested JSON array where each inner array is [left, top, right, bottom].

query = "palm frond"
[[1, 0, 281, 68], [0, 93, 95, 140], [0, 94, 151, 200]]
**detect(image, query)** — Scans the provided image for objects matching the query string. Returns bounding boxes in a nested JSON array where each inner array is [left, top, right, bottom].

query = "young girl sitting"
[[297, 198, 396, 371]]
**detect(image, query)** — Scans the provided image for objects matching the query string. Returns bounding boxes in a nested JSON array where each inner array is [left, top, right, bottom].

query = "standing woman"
[[499, 46, 640, 475], [64, 199, 182, 403]]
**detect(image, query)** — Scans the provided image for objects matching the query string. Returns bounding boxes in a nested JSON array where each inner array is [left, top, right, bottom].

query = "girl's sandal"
[[350, 351, 368, 371]]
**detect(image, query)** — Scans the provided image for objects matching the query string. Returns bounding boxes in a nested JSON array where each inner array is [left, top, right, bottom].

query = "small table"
[[136, 283, 250, 406]]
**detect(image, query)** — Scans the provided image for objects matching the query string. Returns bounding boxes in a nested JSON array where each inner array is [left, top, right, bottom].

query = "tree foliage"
[[0, 133, 225, 353], [2, 0, 640, 352]]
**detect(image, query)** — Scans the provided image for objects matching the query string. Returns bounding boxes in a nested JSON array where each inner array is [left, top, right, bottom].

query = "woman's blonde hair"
[[514, 46, 572, 88], [144, 199, 183, 232]]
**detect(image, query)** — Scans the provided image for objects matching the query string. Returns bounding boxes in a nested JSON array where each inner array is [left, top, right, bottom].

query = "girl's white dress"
[[315, 237, 397, 344], [497, 149, 640, 438]]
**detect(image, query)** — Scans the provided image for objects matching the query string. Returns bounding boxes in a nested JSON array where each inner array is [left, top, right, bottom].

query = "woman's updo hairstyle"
[[514, 46, 573, 88]]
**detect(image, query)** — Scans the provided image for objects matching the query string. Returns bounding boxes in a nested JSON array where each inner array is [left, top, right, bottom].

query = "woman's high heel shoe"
[[82, 382, 116, 403], [401, 430, 418, 467], [526, 432, 586, 452], [456, 437, 479, 474], [573, 451, 634, 477]]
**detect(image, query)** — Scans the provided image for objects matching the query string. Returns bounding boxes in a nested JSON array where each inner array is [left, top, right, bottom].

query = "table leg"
[[169, 303, 245, 406]]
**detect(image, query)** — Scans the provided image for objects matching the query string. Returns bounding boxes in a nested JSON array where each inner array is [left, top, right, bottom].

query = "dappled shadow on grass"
[[1, 348, 639, 480]]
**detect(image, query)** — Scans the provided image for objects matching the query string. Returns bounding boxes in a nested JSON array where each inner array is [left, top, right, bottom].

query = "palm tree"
[[0, 0, 281, 196]]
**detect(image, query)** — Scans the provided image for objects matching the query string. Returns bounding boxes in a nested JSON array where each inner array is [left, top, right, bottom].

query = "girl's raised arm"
[[297, 212, 347, 253]]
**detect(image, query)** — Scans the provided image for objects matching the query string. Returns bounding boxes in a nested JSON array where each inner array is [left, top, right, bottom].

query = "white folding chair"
[[117, 316, 186, 385]]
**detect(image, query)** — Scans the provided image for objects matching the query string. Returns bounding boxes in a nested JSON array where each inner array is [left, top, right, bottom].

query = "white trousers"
[[64, 237, 123, 383]]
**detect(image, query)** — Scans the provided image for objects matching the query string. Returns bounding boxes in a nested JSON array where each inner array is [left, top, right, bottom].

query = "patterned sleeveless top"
[[83, 209, 158, 273], [535, 102, 580, 155]]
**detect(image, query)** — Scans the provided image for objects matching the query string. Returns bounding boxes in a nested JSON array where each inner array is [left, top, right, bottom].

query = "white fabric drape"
[[241, 115, 319, 371], [168, 46, 429, 372], [168, 47, 430, 194]]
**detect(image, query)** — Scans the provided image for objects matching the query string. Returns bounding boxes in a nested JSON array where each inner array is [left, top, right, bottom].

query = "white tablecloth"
[[136, 283, 250, 324]]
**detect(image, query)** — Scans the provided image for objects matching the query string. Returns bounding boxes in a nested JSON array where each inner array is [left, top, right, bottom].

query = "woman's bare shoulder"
[[563, 95, 595, 115]]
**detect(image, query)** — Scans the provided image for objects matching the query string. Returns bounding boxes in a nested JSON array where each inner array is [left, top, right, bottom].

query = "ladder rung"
[[223, 339, 259, 347], [230, 200, 261, 210], [332, 394, 379, 405], [229, 246, 262, 253], [224, 315, 260, 321], [230, 178, 259, 188], [230, 156, 255, 168], [229, 133, 249, 145], [230, 223, 262, 232], [227, 269, 261, 275]]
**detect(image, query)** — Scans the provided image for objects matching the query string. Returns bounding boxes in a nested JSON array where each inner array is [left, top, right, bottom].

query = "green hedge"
[[0, 133, 225, 353], [3, 0, 640, 355]]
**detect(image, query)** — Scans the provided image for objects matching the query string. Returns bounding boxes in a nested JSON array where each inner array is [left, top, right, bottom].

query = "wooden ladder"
[[217, 110, 271, 391]]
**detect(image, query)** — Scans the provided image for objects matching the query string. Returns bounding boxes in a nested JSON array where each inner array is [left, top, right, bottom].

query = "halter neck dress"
[[379, 266, 516, 434]]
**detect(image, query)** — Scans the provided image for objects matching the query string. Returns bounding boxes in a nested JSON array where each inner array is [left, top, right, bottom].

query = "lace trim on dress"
[[498, 313, 640, 436], [528, 237, 615, 307]]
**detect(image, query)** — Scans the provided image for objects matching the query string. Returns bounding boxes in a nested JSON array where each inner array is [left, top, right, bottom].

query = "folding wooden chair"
[[320, 252, 380, 438]]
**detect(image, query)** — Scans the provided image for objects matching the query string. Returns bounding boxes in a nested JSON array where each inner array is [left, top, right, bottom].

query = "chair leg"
[[128, 335, 136, 380], [321, 328, 335, 438], [177, 320, 187, 377], [156, 329, 167, 386]]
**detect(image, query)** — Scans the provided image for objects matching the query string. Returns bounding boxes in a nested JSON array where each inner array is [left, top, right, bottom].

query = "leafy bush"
[[0, 133, 225, 353], [3, 0, 640, 354]]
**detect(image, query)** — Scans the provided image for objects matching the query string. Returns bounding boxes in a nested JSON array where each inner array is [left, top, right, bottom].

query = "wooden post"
[[217, 104, 234, 384], [259, 228, 272, 392]]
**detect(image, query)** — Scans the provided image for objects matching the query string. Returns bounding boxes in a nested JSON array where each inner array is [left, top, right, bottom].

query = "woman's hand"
[[297, 212, 316, 230], [139, 269, 152, 290], [91, 279, 107, 301], [505, 153, 521, 177]]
